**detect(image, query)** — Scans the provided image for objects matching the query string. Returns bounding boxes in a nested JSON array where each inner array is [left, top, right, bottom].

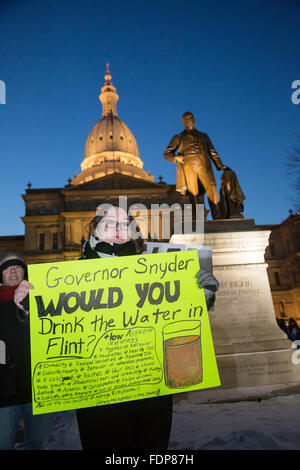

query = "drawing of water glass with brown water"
[[163, 320, 203, 388]]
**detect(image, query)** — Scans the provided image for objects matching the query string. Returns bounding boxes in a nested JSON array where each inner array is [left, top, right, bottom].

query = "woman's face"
[[94, 207, 131, 244]]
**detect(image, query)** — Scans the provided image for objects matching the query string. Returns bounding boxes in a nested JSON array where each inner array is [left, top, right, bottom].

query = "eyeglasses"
[[100, 218, 130, 230], [3, 265, 24, 273]]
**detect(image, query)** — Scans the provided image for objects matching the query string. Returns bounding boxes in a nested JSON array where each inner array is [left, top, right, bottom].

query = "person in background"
[[276, 318, 288, 337], [0, 251, 54, 450], [287, 318, 300, 344]]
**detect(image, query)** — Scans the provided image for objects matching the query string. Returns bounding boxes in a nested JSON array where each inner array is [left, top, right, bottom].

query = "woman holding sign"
[[75, 205, 219, 450], [76, 205, 174, 450]]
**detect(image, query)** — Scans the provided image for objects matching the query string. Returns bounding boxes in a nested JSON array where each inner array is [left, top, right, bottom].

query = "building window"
[[52, 232, 58, 250], [269, 243, 275, 257], [293, 270, 297, 284], [39, 233, 45, 251], [279, 301, 285, 318], [274, 271, 281, 286]]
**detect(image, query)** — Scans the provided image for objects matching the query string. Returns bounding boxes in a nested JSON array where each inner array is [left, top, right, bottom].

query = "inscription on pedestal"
[[212, 267, 285, 347], [217, 280, 263, 304]]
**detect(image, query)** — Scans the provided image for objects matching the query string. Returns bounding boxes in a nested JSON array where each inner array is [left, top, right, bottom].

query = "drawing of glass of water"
[[162, 320, 202, 388]]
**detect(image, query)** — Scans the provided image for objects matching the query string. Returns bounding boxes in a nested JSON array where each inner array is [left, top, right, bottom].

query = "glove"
[[196, 270, 219, 311], [14, 280, 34, 314]]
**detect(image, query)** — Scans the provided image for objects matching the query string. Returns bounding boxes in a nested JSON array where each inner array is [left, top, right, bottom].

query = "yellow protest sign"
[[28, 250, 220, 414]]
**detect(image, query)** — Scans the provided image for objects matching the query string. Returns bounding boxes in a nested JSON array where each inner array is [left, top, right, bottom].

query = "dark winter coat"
[[0, 299, 31, 407]]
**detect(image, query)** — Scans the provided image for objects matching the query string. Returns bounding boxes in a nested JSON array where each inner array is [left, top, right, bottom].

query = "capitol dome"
[[72, 64, 153, 185]]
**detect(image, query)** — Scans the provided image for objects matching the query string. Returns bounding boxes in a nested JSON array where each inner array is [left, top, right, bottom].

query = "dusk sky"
[[0, 0, 299, 236]]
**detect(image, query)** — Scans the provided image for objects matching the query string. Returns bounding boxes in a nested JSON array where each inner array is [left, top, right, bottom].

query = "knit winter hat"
[[0, 258, 28, 283]]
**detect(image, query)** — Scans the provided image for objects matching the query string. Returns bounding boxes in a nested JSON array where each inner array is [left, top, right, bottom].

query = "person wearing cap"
[[0, 252, 54, 450]]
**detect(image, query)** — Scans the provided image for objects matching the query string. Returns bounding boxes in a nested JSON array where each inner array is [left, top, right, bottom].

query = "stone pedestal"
[[170, 219, 300, 400]]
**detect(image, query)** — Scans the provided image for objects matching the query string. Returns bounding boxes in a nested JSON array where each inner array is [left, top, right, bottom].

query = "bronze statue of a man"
[[164, 111, 226, 219]]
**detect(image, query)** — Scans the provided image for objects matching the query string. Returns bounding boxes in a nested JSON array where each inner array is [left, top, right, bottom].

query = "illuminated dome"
[[72, 64, 153, 184]]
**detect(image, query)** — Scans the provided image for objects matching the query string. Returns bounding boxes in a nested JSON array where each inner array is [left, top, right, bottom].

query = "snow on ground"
[[169, 396, 300, 450], [44, 393, 300, 451]]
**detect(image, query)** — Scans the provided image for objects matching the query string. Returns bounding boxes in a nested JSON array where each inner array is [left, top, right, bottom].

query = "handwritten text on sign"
[[29, 251, 220, 414]]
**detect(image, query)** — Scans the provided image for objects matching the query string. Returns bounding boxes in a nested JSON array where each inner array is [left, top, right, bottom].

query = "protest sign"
[[28, 250, 220, 415]]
